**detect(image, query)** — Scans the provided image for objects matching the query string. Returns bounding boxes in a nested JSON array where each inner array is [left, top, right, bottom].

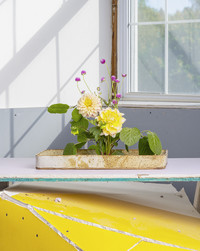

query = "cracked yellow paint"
[[13, 192, 200, 250], [34, 209, 141, 251], [132, 241, 189, 250], [0, 198, 76, 251]]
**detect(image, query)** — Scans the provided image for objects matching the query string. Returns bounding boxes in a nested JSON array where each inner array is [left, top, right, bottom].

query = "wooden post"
[[111, 0, 118, 97], [0, 182, 9, 190], [194, 181, 200, 213]]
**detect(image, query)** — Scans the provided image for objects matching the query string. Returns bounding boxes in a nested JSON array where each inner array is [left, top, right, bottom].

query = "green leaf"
[[75, 117, 89, 130], [75, 142, 86, 149], [89, 127, 101, 141], [48, 104, 69, 114], [71, 126, 79, 135], [138, 136, 154, 155], [111, 150, 124, 155], [70, 117, 89, 135], [88, 145, 101, 155], [125, 144, 129, 152], [88, 145, 96, 150], [63, 143, 77, 155], [72, 108, 82, 122], [88, 119, 97, 126], [147, 131, 162, 155], [77, 132, 88, 142], [119, 127, 141, 147], [113, 142, 118, 147]]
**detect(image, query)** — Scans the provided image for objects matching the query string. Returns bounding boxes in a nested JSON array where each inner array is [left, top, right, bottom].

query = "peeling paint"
[[127, 240, 142, 250]]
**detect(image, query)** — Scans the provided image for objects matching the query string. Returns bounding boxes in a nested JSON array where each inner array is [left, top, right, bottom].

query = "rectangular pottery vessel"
[[36, 149, 168, 170]]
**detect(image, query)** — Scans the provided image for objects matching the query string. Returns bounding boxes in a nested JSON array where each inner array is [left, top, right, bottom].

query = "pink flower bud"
[[112, 100, 118, 105], [101, 77, 105, 82], [75, 77, 81, 82], [115, 79, 120, 83], [81, 90, 85, 94], [81, 70, 86, 75], [116, 93, 122, 99], [100, 59, 106, 64], [122, 74, 127, 77], [111, 75, 116, 81]]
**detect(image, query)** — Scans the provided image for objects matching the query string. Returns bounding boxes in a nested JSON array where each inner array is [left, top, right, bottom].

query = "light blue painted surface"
[[0, 177, 200, 182]]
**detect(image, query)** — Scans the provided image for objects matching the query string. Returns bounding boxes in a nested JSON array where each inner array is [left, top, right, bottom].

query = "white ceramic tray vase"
[[36, 149, 168, 170]]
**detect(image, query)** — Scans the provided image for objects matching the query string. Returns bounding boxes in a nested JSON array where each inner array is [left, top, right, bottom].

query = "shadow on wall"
[[0, 0, 88, 98], [1, 0, 112, 158], [2, 106, 78, 157], [0, 0, 84, 157], [2, 0, 86, 156], [1, 0, 88, 157]]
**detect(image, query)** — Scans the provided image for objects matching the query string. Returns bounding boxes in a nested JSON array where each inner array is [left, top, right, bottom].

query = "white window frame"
[[118, 0, 200, 108]]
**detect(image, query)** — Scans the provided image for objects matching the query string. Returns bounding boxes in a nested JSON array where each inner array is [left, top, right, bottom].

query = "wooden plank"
[[194, 181, 200, 213], [111, 0, 118, 97], [0, 158, 200, 182]]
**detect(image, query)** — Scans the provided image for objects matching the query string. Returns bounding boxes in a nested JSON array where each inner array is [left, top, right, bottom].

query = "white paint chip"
[[55, 197, 62, 203]]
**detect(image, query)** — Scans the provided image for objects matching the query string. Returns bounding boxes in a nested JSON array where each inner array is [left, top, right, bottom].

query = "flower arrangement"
[[48, 59, 162, 156]]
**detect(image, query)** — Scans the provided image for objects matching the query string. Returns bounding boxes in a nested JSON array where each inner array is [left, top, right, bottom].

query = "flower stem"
[[120, 78, 125, 95], [105, 79, 110, 100], [105, 63, 111, 78], [77, 82, 82, 94], [69, 105, 77, 109], [83, 75, 92, 93], [106, 135, 111, 155]]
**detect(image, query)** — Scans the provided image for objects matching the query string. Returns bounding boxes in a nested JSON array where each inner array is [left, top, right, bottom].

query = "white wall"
[[0, 0, 112, 108]]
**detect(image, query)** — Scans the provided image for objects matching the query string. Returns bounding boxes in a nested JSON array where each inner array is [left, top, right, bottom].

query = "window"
[[119, 0, 200, 107]]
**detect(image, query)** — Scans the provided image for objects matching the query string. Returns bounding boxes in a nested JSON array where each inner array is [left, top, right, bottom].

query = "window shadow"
[[4, 44, 99, 157], [2, 0, 94, 157], [0, 0, 88, 96]]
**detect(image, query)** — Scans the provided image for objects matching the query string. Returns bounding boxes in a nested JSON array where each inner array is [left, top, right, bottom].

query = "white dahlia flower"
[[77, 93, 102, 118]]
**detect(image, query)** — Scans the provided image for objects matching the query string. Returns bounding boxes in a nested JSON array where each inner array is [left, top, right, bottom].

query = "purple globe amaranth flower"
[[116, 93, 122, 99], [112, 99, 118, 105], [101, 77, 105, 82], [75, 77, 81, 82], [81, 70, 86, 75], [81, 90, 85, 94], [111, 75, 116, 81], [122, 73, 127, 77], [115, 79, 120, 83], [100, 59, 106, 64]]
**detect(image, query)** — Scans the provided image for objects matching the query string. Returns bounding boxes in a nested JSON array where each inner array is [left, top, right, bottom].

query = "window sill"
[[119, 100, 200, 109]]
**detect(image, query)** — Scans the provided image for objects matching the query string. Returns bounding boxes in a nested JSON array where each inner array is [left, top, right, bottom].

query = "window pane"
[[168, 23, 200, 95], [138, 0, 165, 22], [168, 0, 200, 20], [138, 25, 165, 93]]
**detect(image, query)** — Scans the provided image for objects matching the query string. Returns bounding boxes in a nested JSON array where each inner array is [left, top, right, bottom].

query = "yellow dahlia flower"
[[77, 93, 102, 118], [97, 108, 126, 137]]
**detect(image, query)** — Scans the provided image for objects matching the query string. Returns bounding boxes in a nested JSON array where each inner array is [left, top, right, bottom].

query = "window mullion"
[[165, 0, 168, 94], [134, 0, 138, 92]]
